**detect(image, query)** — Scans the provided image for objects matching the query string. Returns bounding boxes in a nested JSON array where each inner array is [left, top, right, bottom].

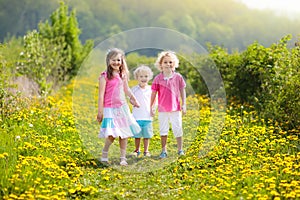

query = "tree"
[[0, 0, 59, 42], [19, 2, 93, 95], [38, 2, 93, 79]]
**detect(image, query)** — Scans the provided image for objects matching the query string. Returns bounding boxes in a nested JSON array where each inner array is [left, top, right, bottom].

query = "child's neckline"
[[112, 72, 121, 77], [163, 71, 174, 80], [138, 84, 148, 89]]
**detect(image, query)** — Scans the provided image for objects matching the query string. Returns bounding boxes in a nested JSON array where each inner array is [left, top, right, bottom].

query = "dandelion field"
[[1, 78, 299, 200]]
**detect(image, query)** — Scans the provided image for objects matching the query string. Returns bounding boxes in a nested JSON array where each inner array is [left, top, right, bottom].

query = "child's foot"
[[144, 152, 151, 157], [178, 150, 185, 156], [120, 157, 128, 166], [101, 151, 109, 162], [99, 158, 110, 166], [131, 150, 141, 157], [100, 157, 109, 162], [159, 151, 167, 159]]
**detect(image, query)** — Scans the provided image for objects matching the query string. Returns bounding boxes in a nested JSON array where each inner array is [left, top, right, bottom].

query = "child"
[[131, 65, 155, 157], [97, 48, 141, 166], [150, 50, 186, 158]]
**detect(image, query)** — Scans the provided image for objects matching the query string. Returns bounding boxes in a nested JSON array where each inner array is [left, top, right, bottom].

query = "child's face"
[[161, 56, 175, 74], [109, 54, 122, 71], [137, 71, 150, 88]]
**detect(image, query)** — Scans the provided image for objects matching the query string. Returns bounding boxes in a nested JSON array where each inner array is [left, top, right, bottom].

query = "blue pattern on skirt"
[[98, 104, 141, 139]]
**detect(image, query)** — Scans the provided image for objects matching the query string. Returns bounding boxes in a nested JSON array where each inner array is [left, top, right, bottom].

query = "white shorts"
[[158, 111, 183, 137]]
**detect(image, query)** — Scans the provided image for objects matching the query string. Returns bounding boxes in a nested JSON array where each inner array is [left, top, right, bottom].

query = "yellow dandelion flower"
[[286, 191, 296, 198], [270, 190, 279, 196], [3, 152, 8, 157], [101, 169, 109, 175], [9, 194, 19, 199], [80, 187, 90, 193], [68, 188, 76, 194]]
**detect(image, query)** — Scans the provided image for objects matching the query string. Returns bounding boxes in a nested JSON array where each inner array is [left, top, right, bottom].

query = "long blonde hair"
[[105, 48, 129, 80]]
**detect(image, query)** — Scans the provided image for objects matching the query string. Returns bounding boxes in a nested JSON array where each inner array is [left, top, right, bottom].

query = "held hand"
[[150, 109, 155, 117], [181, 104, 187, 115], [97, 113, 103, 123], [130, 97, 140, 108], [150, 106, 156, 117]]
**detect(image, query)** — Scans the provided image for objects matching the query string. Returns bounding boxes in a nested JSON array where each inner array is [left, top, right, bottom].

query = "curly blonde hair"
[[154, 50, 179, 71], [133, 65, 153, 80]]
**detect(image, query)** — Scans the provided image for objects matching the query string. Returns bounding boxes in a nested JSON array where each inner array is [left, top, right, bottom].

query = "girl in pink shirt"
[[150, 51, 186, 158], [97, 48, 141, 166]]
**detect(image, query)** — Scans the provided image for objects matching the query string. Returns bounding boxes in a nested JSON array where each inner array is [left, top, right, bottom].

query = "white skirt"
[[98, 104, 141, 139]]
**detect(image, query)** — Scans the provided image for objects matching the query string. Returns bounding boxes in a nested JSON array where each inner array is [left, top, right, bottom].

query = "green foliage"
[[260, 35, 300, 129], [0, 42, 22, 122], [19, 2, 93, 95], [20, 30, 55, 95], [1, 0, 300, 51], [0, 0, 299, 129], [233, 41, 270, 103], [1, 79, 299, 199], [175, 35, 299, 129], [0, 0, 59, 41], [38, 2, 93, 79], [207, 44, 241, 96], [126, 52, 157, 72], [0, 44, 10, 119], [176, 55, 208, 95], [208, 35, 300, 129]]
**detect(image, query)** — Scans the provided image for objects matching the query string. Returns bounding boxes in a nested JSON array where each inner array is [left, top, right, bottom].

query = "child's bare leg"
[[135, 138, 141, 152], [176, 136, 183, 151], [101, 136, 115, 161], [161, 135, 167, 152], [143, 138, 150, 153], [119, 137, 128, 165]]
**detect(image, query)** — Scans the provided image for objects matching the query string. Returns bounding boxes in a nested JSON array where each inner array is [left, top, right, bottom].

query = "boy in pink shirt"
[[150, 51, 186, 158]]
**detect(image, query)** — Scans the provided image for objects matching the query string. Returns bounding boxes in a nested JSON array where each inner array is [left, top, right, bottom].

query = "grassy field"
[[0, 78, 299, 200]]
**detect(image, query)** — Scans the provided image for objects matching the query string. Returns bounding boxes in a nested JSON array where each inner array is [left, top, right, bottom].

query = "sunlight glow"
[[237, 0, 300, 17]]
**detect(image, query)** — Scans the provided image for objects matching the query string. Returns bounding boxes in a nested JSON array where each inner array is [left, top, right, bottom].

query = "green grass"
[[0, 80, 299, 200]]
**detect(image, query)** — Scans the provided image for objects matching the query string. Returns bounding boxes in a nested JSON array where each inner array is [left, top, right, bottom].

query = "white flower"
[[15, 136, 21, 140], [29, 123, 33, 128]]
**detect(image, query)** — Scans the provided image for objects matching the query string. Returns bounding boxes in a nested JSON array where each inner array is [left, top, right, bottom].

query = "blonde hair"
[[154, 50, 179, 71], [105, 48, 129, 80], [133, 65, 153, 80]]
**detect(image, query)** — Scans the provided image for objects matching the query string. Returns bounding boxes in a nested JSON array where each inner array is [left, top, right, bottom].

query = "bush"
[[261, 35, 300, 129], [208, 35, 300, 129], [18, 2, 93, 95], [0, 43, 22, 122]]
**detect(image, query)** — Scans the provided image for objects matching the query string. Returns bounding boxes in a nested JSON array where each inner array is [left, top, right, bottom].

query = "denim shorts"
[[132, 120, 153, 138]]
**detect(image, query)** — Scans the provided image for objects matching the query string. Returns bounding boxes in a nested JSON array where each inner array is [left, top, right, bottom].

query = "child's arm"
[[180, 88, 187, 115], [123, 79, 140, 107], [97, 76, 106, 123], [150, 91, 157, 117]]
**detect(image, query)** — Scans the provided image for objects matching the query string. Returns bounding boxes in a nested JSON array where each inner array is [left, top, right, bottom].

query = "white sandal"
[[120, 157, 128, 166], [100, 157, 109, 162], [101, 151, 109, 162]]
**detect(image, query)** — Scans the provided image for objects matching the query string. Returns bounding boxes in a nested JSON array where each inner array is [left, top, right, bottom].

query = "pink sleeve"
[[151, 77, 159, 91], [179, 75, 186, 89], [98, 71, 107, 81]]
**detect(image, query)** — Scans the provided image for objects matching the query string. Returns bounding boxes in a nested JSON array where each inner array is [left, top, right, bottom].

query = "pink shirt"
[[151, 72, 186, 112], [100, 72, 126, 108]]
